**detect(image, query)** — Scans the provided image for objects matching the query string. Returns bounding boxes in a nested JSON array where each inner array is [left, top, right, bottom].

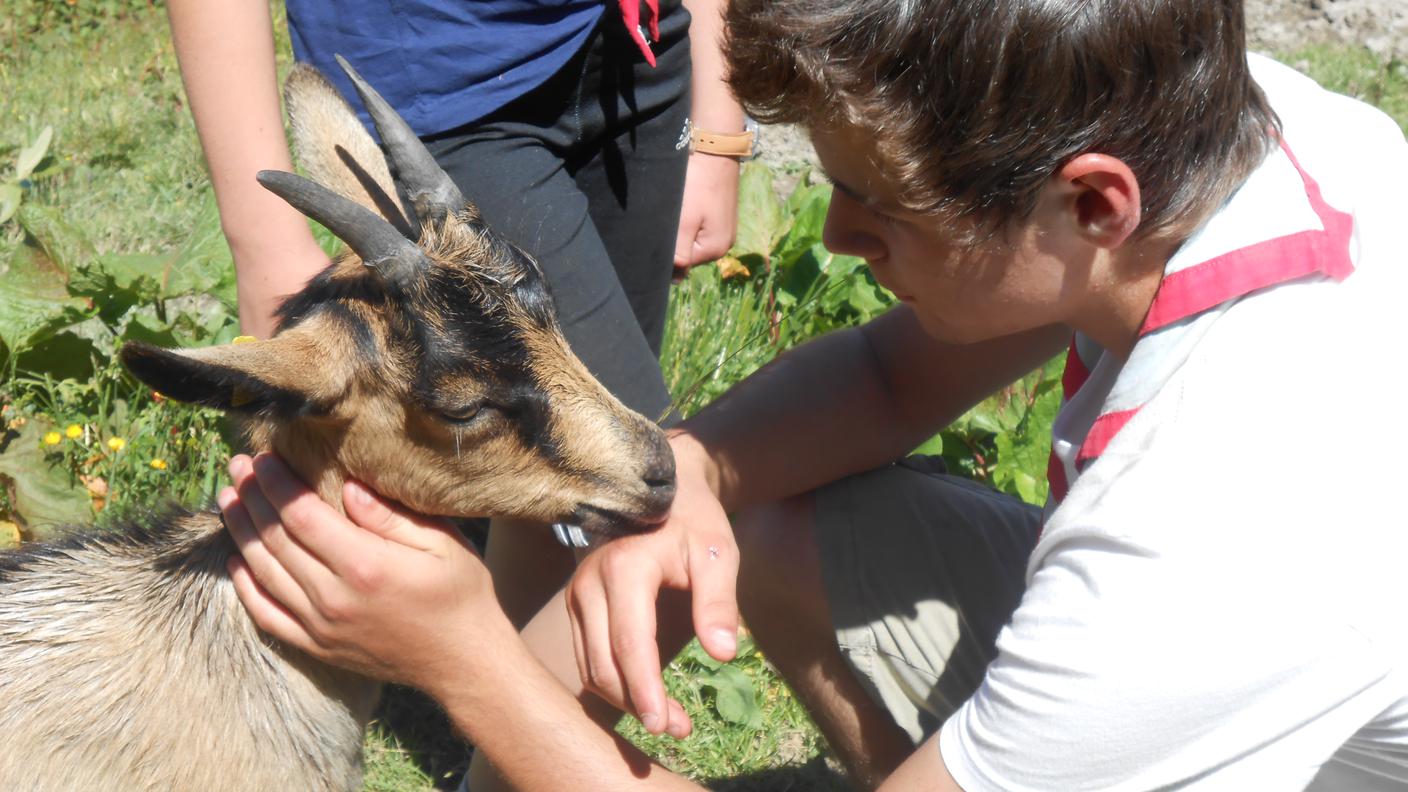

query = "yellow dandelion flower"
[[107, 437, 126, 452], [149, 459, 168, 471], [43, 431, 62, 446], [65, 424, 82, 439]]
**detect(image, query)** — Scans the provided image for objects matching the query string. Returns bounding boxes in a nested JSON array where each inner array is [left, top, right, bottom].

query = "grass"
[[1282, 45, 1408, 134], [3, 5, 1407, 790]]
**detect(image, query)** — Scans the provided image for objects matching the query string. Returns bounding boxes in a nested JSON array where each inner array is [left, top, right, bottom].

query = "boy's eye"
[[873, 207, 904, 227]]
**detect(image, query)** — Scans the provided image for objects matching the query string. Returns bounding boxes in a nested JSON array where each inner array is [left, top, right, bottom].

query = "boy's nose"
[[822, 193, 888, 262]]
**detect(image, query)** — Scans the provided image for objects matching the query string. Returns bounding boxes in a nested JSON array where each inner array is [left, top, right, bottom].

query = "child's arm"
[[675, 0, 746, 274], [168, 0, 330, 339]]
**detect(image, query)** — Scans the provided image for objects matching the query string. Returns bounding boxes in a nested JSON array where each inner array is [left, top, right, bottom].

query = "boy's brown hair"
[[725, 0, 1279, 242]]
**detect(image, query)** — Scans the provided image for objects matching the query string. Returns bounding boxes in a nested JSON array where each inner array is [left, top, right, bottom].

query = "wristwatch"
[[688, 117, 760, 161]]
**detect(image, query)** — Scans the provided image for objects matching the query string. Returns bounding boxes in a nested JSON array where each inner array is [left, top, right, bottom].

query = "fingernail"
[[229, 454, 252, 478], [641, 712, 662, 733], [346, 480, 372, 506], [711, 628, 737, 655]]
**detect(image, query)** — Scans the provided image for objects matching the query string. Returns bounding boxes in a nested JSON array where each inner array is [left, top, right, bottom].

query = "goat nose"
[[640, 434, 677, 513], [642, 432, 676, 485]]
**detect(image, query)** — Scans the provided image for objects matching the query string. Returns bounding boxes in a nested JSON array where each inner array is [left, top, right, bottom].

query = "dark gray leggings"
[[425, 0, 692, 425]]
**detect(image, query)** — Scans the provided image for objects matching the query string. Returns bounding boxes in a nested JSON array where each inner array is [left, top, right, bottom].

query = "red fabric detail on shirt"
[[1047, 335, 1090, 504], [1139, 141, 1355, 336], [1049, 140, 1355, 505], [1075, 408, 1140, 465], [619, 0, 660, 67]]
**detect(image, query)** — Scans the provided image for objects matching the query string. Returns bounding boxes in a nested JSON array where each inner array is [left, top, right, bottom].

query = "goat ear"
[[119, 333, 349, 418], [283, 64, 413, 236]]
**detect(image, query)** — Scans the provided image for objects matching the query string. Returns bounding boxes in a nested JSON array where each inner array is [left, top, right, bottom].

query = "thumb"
[[343, 480, 450, 552]]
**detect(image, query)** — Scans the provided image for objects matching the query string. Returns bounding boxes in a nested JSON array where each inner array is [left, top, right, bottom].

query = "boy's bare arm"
[[167, 0, 330, 339], [684, 305, 1069, 512]]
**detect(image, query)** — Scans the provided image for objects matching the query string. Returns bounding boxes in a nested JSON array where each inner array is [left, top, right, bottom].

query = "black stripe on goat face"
[[274, 267, 390, 364], [410, 257, 564, 466]]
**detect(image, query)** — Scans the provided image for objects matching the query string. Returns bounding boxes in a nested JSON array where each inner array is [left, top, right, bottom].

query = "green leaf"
[[15, 125, 54, 181], [89, 252, 170, 301], [0, 421, 94, 540], [11, 330, 98, 381], [15, 203, 96, 276], [0, 183, 21, 225], [775, 246, 823, 308], [735, 632, 757, 658], [771, 184, 830, 272], [731, 162, 786, 261], [845, 273, 889, 316], [119, 312, 180, 348], [0, 243, 91, 353], [703, 665, 762, 728], [163, 195, 236, 304], [683, 639, 725, 670], [912, 433, 944, 456]]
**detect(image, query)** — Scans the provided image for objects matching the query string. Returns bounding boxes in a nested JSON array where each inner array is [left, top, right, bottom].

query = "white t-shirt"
[[941, 56, 1408, 790]]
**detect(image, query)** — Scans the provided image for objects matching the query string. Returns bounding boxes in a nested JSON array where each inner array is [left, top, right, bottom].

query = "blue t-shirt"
[[286, 1, 606, 137]]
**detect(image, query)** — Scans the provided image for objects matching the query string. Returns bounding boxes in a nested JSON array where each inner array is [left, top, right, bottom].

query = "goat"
[[0, 59, 676, 792]]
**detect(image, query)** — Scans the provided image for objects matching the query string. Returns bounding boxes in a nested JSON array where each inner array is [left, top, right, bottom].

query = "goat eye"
[[439, 402, 484, 424]]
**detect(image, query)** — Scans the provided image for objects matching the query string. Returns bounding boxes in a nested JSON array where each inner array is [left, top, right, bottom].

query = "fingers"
[[568, 554, 691, 738], [674, 215, 732, 270], [567, 569, 628, 709], [690, 531, 741, 663], [226, 553, 322, 656], [602, 557, 669, 734], [219, 479, 319, 620], [342, 479, 461, 554], [235, 453, 365, 576]]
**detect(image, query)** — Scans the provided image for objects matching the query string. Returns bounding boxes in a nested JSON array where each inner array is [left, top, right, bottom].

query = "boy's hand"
[[219, 453, 514, 696], [565, 435, 740, 738]]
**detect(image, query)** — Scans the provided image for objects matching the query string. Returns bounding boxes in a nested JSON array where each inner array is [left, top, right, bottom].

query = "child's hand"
[[219, 453, 514, 696], [565, 435, 740, 739]]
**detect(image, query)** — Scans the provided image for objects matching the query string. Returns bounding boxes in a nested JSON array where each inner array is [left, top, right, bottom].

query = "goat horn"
[[334, 54, 469, 225], [257, 169, 430, 287]]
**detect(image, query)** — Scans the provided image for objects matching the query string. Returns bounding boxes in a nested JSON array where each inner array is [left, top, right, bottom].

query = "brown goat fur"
[[0, 63, 674, 791]]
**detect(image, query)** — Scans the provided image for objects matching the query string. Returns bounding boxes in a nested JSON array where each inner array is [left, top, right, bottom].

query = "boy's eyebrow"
[[827, 175, 889, 212], [822, 169, 901, 212]]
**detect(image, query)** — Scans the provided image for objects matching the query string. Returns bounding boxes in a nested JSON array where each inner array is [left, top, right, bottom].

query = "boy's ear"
[[119, 330, 352, 419], [1057, 154, 1143, 249]]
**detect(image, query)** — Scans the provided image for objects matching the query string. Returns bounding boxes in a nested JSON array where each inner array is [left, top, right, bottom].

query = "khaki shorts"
[[814, 456, 1041, 744]]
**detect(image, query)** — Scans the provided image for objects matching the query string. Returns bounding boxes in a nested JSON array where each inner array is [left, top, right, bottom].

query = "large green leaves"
[[731, 162, 788, 266], [0, 243, 90, 354]]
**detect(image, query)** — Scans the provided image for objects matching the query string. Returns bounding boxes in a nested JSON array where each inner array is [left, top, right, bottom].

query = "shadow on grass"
[[372, 685, 473, 790], [704, 755, 852, 791], [373, 685, 852, 792]]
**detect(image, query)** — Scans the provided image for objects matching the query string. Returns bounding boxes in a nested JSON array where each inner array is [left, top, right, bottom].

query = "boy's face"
[[813, 124, 1089, 345]]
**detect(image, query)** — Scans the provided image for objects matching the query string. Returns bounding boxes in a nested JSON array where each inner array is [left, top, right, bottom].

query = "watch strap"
[[690, 128, 755, 159]]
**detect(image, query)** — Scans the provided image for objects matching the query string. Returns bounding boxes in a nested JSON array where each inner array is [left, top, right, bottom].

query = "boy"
[[223, 0, 1408, 788]]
